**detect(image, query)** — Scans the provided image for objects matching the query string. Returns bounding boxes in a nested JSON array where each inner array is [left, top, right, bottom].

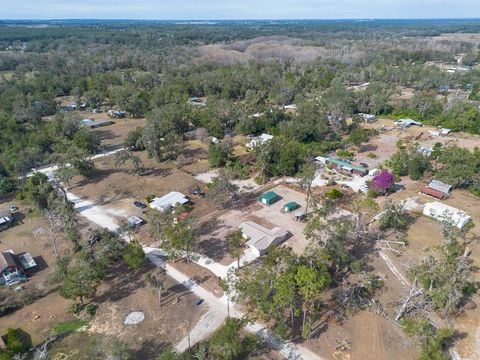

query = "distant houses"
[[246, 133, 274, 149], [358, 113, 377, 123], [80, 119, 114, 129], [394, 119, 422, 128]]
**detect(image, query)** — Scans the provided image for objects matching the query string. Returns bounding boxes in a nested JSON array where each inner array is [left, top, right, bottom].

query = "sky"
[[1, 0, 479, 20]]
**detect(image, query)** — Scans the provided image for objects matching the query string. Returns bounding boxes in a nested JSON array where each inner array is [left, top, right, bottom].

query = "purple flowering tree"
[[371, 170, 395, 194]]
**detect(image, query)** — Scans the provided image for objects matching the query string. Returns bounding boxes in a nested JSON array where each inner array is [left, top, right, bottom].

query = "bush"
[[68, 303, 82, 315], [4, 328, 32, 355], [367, 152, 377, 159], [85, 303, 98, 317], [145, 194, 156, 203], [325, 188, 343, 200]]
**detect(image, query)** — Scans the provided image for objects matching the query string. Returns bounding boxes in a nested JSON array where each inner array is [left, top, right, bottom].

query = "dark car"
[[194, 298, 204, 306], [133, 201, 147, 209]]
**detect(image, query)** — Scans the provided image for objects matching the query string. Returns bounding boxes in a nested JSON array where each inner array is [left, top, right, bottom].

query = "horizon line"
[[1, 17, 480, 21]]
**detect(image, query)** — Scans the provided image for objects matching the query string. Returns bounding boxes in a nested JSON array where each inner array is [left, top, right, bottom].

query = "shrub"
[[367, 152, 377, 159], [68, 303, 82, 315], [4, 328, 32, 354], [370, 170, 395, 194], [145, 194, 156, 203], [85, 303, 98, 317], [325, 188, 343, 200]]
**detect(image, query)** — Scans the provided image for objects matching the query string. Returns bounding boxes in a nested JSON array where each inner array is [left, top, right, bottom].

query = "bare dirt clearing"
[[89, 263, 206, 359]]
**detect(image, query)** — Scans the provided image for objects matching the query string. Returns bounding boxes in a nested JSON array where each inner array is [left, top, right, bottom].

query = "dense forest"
[[0, 19, 479, 191]]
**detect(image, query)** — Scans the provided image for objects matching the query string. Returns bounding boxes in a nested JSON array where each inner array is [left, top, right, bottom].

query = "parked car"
[[133, 201, 147, 209], [194, 298, 204, 306], [190, 186, 205, 197]]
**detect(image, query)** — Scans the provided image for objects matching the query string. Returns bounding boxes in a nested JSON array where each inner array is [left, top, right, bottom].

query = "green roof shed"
[[284, 202, 300, 212], [258, 191, 279, 205]]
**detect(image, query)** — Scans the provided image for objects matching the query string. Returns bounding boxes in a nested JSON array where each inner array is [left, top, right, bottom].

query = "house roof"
[[326, 157, 368, 173], [259, 191, 278, 202], [420, 186, 446, 200], [423, 202, 471, 229], [0, 251, 22, 271], [150, 192, 189, 212], [428, 180, 452, 194], [239, 221, 288, 254]]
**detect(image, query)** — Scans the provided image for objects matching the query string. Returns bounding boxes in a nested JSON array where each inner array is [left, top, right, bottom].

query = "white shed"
[[423, 202, 471, 229], [150, 192, 189, 212]]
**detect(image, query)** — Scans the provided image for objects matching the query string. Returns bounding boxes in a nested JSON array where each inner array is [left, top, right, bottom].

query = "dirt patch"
[[89, 263, 206, 358], [67, 152, 215, 234]]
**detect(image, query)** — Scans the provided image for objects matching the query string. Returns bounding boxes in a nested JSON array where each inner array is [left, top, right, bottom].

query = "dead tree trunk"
[[395, 278, 423, 322]]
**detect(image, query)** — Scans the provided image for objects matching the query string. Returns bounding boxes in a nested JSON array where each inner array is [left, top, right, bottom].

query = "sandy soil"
[[89, 263, 206, 359], [67, 151, 215, 230]]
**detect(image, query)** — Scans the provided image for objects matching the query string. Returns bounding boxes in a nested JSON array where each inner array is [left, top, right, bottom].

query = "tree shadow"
[[133, 339, 169, 360], [94, 262, 153, 304], [73, 167, 124, 187]]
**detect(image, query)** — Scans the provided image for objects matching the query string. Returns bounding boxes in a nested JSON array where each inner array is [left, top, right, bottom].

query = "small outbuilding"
[[284, 202, 300, 212], [423, 202, 471, 229], [420, 180, 452, 200], [258, 191, 280, 206], [127, 216, 144, 228]]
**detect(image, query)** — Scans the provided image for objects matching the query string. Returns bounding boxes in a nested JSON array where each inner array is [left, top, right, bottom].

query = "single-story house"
[[0, 251, 36, 286], [0, 209, 13, 231], [246, 133, 274, 149], [284, 202, 300, 212], [423, 202, 471, 229], [150, 192, 189, 212], [395, 119, 423, 128], [358, 113, 377, 123], [324, 157, 368, 177], [239, 221, 288, 257], [258, 191, 280, 206]]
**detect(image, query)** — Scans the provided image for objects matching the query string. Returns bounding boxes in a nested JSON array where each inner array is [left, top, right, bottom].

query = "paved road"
[[40, 159, 325, 360]]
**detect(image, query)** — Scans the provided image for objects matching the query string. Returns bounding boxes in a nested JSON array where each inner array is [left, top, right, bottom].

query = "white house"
[[359, 113, 377, 123], [239, 221, 288, 257], [150, 192, 189, 212], [246, 133, 274, 149], [423, 202, 471, 229], [395, 119, 422, 128]]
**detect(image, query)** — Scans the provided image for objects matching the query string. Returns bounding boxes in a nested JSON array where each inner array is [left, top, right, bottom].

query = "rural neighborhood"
[[0, 13, 480, 360]]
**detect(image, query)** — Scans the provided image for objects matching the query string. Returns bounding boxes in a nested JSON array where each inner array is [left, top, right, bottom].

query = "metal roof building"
[[428, 180, 452, 195], [150, 192, 189, 212], [423, 202, 471, 229]]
